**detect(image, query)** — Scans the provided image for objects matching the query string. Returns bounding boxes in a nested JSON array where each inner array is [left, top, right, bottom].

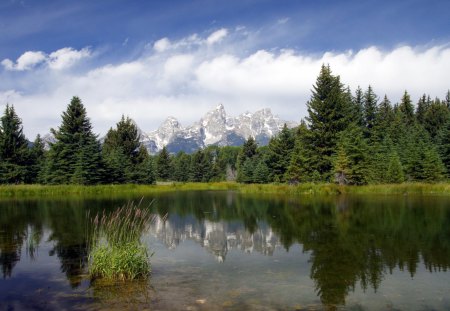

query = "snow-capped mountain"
[[143, 104, 297, 154]]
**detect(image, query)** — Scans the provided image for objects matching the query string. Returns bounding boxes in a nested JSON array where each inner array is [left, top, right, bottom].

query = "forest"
[[1, 65, 449, 185]]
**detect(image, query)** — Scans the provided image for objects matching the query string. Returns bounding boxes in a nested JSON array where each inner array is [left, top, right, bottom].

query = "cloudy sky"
[[0, 0, 449, 138]]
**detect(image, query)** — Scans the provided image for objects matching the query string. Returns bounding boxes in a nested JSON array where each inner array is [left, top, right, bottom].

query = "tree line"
[[1, 65, 449, 185]]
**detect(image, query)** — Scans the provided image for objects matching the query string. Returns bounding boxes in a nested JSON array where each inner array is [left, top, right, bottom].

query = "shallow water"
[[0, 191, 449, 310]]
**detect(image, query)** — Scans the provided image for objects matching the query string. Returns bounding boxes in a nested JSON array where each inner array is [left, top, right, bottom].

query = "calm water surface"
[[0, 191, 449, 310]]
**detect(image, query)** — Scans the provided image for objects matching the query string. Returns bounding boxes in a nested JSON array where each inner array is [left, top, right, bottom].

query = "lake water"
[[0, 191, 449, 310]]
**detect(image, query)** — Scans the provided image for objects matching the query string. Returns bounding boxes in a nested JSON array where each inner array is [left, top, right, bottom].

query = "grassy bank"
[[1, 182, 450, 197]]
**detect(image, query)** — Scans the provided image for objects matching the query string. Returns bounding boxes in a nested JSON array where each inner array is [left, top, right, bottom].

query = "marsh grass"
[[87, 200, 156, 280], [1, 182, 450, 198]]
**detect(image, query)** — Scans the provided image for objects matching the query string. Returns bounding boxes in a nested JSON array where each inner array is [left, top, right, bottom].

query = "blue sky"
[[0, 0, 449, 137]]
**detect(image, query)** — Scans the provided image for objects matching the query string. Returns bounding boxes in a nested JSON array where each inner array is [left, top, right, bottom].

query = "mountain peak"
[[140, 104, 296, 154]]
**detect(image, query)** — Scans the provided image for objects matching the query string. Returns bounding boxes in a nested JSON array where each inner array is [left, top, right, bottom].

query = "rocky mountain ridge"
[[141, 104, 297, 154]]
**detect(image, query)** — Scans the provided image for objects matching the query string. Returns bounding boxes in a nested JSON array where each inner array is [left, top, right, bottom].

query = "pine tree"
[[351, 86, 364, 127], [386, 151, 404, 184], [237, 136, 258, 183], [399, 91, 415, 126], [335, 124, 369, 185], [172, 152, 191, 182], [422, 98, 450, 141], [437, 120, 450, 177], [253, 160, 270, 184], [156, 146, 172, 181], [266, 124, 295, 182], [363, 85, 378, 137], [131, 145, 156, 184], [102, 115, 143, 183], [304, 65, 352, 181], [445, 90, 450, 109], [0, 105, 29, 183], [286, 121, 312, 183], [44, 97, 104, 184], [416, 94, 429, 125], [420, 147, 445, 182], [27, 134, 46, 183]]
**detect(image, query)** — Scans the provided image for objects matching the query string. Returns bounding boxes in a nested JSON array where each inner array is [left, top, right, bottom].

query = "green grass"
[[1, 182, 450, 198], [87, 200, 155, 280]]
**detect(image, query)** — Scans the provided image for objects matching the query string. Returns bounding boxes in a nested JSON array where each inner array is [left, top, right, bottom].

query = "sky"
[[0, 0, 449, 138]]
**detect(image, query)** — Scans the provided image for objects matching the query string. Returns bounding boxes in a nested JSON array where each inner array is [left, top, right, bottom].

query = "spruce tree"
[[286, 121, 312, 183], [386, 151, 404, 184], [45, 97, 104, 184], [399, 91, 415, 126], [363, 85, 378, 137], [437, 120, 450, 177], [156, 146, 172, 181], [0, 105, 29, 183], [102, 116, 149, 183], [27, 134, 46, 184], [416, 94, 429, 125], [304, 65, 352, 180], [236, 136, 258, 183], [266, 124, 295, 182], [253, 159, 270, 184], [422, 98, 450, 141]]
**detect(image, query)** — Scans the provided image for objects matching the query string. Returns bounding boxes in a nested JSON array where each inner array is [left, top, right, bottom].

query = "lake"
[[0, 191, 449, 310]]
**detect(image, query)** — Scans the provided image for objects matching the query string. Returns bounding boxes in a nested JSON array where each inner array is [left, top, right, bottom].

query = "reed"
[[87, 200, 155, 280]]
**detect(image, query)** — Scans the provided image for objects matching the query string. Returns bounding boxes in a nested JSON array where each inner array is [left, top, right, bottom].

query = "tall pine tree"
[[44, 97, 104, 184]]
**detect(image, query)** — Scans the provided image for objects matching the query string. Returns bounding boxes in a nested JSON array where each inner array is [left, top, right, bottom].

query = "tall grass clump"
[[87, 200, 155, 280]]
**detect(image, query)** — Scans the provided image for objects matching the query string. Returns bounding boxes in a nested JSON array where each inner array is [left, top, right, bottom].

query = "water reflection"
[[0, 193, 449, 309]]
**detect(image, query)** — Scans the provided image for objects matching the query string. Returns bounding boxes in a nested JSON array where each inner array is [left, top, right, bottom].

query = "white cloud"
[[1, 29, 449, 140], [48, 47, 91, 70], [153, 37, 171, 52], [206, 28, 228, 45], [1, 47, 90, 71], [2, 51, 46, 71]]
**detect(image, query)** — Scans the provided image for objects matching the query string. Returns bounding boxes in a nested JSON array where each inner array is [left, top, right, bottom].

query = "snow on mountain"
[[144, 104, 297, 154]]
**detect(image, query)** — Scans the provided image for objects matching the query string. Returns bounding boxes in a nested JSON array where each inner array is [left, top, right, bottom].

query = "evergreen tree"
[[399, 91, 415, 126], [420, 147, 445, 182], [45, 97, 104, 184], [363, 85, 378, 137], [189, 149, 211, 182], [335, 124, 369, 185], [0, 105, 29, 183], [416, 94, 430, 125], [286, 121, 313, 183], [156, 146, 172, 181], [237, 136, 258, 183], [304, 65, 352, 181], [351, 86, 364, 126], [253, 159, 270, 184], [266, 124, 295, 182], [131, 145, 156, 184], [27, 134, 46, 184], [437, 120, 450, 177], [172, 151, 191, 182], [422, 98, 450, 141], [386, 151, 404, 184]]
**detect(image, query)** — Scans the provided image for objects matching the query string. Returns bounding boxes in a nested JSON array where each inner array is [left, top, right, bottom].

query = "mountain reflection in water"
[[0, 192, 449, 310]]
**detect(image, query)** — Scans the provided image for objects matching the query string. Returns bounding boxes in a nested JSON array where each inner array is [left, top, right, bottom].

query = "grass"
[[1, 181, 450, 198], [87, 200, 156, 280]]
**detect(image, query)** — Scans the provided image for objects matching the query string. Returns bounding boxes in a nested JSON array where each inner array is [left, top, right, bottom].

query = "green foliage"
[[44, 97, 104, 184], [363, 85, 378, 137], [156, 146, 171, 181], [386, 151, 404, 183], [237, 136, 258, 183], [437, 120, 450, 176], [0, 105, 29, 184], [304, 65, 352, 181], [266, 124, 295, 182], [88, 201, 154, 280], [103, 116, 154, 184]]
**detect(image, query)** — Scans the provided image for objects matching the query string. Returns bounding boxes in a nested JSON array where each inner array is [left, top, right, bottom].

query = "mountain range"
[[140, 104, 296, 154]]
